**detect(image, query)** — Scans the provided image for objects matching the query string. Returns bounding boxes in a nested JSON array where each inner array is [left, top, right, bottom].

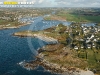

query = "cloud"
[[31, 0, 54, 7], [55, 0, 100, 7], [0, 0, 100, 7], [38, 0, 44, 3]]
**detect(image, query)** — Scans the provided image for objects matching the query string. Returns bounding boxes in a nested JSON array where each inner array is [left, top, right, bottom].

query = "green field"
[[78, 49, 100, 74], [57, 13, 100, 23]]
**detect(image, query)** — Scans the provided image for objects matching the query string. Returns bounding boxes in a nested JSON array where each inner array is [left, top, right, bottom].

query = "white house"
[[74, 46, 79, 50]]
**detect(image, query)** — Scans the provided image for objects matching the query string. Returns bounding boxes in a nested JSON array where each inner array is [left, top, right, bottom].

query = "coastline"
[[14, 30, 94, 75], [18, 46, 94, 75], [13, 32, 58, 43], [14, 24, 97, 75], [0, 22, 31, 30]]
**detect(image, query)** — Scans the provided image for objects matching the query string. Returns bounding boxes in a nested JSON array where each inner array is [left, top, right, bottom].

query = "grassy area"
[[14, 23, 100, 74], [0, 19, 21, 26], [15, 24, 69, 42], [44, 15, 66, 21], [87, 49, 97, 66], [44, 8, 100, 23], [77, 49, 100, 74], [42, 44, 87, 68], [57, 13, 100, 23]]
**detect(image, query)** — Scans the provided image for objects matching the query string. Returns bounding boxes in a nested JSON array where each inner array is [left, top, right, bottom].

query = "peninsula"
[[14, 23, 100, 75]]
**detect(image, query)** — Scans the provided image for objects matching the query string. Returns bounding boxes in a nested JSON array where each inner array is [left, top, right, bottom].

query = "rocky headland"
[[15, 24, 96, 75]]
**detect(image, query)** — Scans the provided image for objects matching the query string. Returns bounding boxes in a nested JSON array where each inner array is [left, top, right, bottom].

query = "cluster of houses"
[[0, 16, 11, 20], [81, 25, 100, 49], [67, 23, 100, 50]]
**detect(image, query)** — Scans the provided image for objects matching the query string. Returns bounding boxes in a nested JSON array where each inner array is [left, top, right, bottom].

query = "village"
[[14, 22, 100, 75], [67, 22, 100, 59], [0, 7, 100, 75], [0, 8, 53, 29]]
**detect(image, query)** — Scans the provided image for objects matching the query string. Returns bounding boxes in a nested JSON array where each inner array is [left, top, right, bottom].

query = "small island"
[[14, 23, 100, 75]]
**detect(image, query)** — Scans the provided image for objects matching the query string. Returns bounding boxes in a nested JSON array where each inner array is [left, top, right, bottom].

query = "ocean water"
[[0, 16, 95, 75], [0, 17, 71, 75]]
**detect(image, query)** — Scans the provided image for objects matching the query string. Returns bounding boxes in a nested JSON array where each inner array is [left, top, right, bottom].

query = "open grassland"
[[44, 8, 100, 23], [58, 13, 100, 22], [45, 13, 100, 22], [41, 44, 88, 69]]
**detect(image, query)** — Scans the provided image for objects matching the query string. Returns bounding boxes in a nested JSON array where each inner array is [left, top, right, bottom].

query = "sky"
[[0, 0, 100, 7]]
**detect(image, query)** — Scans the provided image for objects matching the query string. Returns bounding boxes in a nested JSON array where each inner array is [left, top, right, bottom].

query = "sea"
[[0, 15, 96, 75], [0, 16, 71, 75]]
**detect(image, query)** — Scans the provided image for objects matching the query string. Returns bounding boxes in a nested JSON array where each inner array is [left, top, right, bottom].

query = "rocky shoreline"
[[18, 48, 94, 75], [15, 25, 95, 75], [15, 30, 95, 75]]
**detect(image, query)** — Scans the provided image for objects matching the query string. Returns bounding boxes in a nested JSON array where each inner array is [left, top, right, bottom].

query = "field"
[[57, 13, 100, 22], [44, 8, 100, 23]]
